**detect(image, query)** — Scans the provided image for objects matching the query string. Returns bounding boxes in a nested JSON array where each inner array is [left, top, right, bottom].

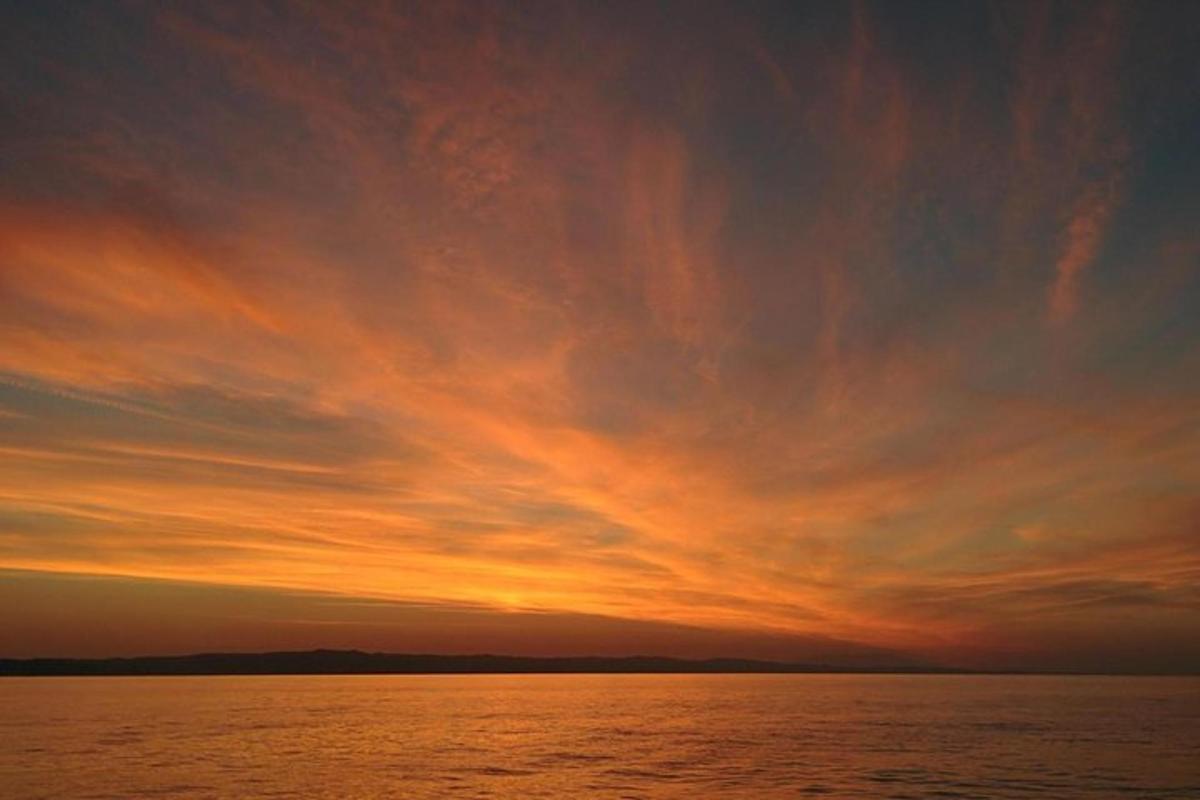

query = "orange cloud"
[[0, 2, 1198, 670]]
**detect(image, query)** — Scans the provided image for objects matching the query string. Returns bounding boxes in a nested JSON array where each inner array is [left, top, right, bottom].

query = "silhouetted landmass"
[[0, 649, 967, 676]]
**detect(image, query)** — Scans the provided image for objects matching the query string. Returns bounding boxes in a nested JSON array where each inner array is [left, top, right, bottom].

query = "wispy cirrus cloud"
[[0, 1, 1198, 669]]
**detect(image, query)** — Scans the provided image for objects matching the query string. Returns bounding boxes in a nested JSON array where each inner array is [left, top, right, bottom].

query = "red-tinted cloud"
[[0, 2, 1197, 670]]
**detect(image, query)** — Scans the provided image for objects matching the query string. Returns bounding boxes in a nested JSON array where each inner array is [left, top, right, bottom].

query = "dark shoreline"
[[4, 649, 1195, 676]]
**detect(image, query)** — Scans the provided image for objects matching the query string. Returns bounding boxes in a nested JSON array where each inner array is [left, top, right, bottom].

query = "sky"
[[1, 1, 1198, 673]]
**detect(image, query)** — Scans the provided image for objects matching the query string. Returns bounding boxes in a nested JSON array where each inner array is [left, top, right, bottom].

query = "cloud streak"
[[1, 1, 1198, 670]]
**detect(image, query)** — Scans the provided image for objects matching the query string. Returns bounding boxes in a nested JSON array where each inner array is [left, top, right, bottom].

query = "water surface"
[[2, 674, 1197, 798]]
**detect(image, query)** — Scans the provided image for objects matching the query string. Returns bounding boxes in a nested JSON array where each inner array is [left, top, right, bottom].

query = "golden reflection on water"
[[1, 674, 1198, 799]]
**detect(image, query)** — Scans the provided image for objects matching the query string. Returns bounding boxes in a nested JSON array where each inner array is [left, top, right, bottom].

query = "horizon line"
[[3, 649, 1197, 678]]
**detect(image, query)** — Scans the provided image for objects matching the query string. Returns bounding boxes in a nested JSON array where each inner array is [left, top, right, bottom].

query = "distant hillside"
[[0, 649, 961, 676]]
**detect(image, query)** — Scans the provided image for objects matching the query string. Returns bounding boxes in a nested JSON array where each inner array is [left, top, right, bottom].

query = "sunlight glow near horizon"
[[1, 1, 1198, 672]]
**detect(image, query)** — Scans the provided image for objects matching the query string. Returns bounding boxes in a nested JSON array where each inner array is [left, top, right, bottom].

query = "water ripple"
[[0, 674, 1197, 799]]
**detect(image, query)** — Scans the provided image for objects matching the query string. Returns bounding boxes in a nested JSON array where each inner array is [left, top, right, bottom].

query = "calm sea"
[[1, 674, 1197, 799]]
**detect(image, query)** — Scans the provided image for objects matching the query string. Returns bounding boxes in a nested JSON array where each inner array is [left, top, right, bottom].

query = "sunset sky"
[[2, 1, 1198, 673]]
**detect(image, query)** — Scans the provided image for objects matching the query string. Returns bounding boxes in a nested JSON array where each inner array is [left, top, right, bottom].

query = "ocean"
[[1, 674, 1197, 798]]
